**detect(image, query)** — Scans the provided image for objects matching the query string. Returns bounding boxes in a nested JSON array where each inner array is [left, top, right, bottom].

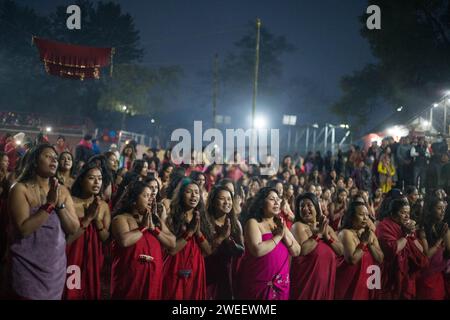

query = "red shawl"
[[110, 231, 163, 299], [376, 217, 428, 299], [162, 237, 206, 300], [63, 224, 104, 300], [290, 240, 337, 300]]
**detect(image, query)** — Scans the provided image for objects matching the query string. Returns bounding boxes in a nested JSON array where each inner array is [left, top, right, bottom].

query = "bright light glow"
[[434, 103, 439, 108], [386, 125, 409, 138], [445, 90, 450, 96], [150, 118, 155, 124], [45, 126, 52, 132], [312, 123, 319, 128], [122, 105, 127, 111], [282, 115, 297, 126], [339, 124, 349, 129], [397, 106, 403, 112], [422, 120, 430, 128], [253, 115, 267, 129], [16, 140, 22, 145]]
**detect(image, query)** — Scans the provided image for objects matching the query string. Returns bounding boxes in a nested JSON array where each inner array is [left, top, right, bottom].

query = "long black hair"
[[17, 143, 57, 183], [206, 185, 241, 243], [87, 154, 113, 193], [341, 201, 367, 230], [389, 198, 410, 218], [166, 178, 214, 241], [71, 161, 102, 198], [244, 187, 279, 223], [113, 180, 148, 217], [421, 196, 445, 246]]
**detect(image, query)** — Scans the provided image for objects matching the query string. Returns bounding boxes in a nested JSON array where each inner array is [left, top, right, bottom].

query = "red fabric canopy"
[[33, 37, 114, 80]]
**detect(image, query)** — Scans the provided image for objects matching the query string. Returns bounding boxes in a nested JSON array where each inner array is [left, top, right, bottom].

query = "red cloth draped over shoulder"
[[335, 247, 376, 300], [290, 240, 336, 300], [110, 231, 163, 299], [416, 246, 446, 300], [63, 224, 104, 300], [375, 217, 428, 299], [162, 237, 206, 300]]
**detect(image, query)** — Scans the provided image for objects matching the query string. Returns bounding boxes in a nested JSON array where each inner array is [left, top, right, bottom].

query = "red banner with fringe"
[[33, 37, 114, 80]]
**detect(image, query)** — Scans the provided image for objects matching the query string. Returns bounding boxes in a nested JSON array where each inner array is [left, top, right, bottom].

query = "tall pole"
[[212, 53, 219, 129], [251, 18, 261, 129], [445, 98, 449, 135], [430, 107, 433, 133], [305, 126, 310, 153], [287, 126, 291, 152]]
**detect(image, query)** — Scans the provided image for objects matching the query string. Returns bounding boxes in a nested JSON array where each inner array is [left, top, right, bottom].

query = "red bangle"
[[357, 242, 368, 251], [40, 203, 55, 215], [139, 226, 148, 234], [326, 237, 335, 245], [310, 234, 320, 241], [197, 234, 206, 243], [182, 232, 192, 242], [151, 227, 161, 237]]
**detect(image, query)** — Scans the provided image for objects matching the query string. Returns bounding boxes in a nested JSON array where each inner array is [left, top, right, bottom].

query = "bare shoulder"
[[10, 181, 27, 194], [294, 221, 309, 232]]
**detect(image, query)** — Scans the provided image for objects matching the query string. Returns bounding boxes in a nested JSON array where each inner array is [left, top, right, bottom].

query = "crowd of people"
[[0, 131, 449, 300]]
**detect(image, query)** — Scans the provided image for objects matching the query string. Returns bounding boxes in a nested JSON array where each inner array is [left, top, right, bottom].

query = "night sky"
[[18, 0, 376, 130]]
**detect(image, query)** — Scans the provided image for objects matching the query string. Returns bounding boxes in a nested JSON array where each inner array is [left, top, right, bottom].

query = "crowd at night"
[[1, 0, 450, 304]]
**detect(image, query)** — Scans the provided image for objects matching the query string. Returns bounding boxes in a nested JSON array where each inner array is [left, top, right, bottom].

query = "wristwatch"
[[56, 203, 66, 212]]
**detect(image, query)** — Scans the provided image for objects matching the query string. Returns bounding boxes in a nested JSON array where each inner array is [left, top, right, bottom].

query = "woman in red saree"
[[236, 187, 300, 300], [162, 178, 215, 300], [290, 192, 343, 300], [335, 201, 384, 299], [375, 198, 428, 299], [110, 181, 176, 299], [416, 197, 449, 300], [63, 162, 111, 300]]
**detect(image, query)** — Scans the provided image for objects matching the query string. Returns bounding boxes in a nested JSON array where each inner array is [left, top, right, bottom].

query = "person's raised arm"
[[244, 219, 282, 257], [56, 184, 79, 236], [291, 222, 318, 256], [111, 215, 143, 248], [149, 209, 176, 250], [368, 232, 384, 263], [324, 225, 344, 256], [9, 183, 52, 238], [341, 230, 365, 264], [167, 212, 198, 256], [94, 201, 111, 242]]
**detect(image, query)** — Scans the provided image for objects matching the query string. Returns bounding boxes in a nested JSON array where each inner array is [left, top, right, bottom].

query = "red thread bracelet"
[[182, 232, 192, 242], [40, 203, 55, 215], [151, 227, 161, 237], [139, 226, 148, 234], [326, 237, 335, 245], [310, 234, 320, 241], [197, 234, 206, 243], [357, 242, 368, 251]]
